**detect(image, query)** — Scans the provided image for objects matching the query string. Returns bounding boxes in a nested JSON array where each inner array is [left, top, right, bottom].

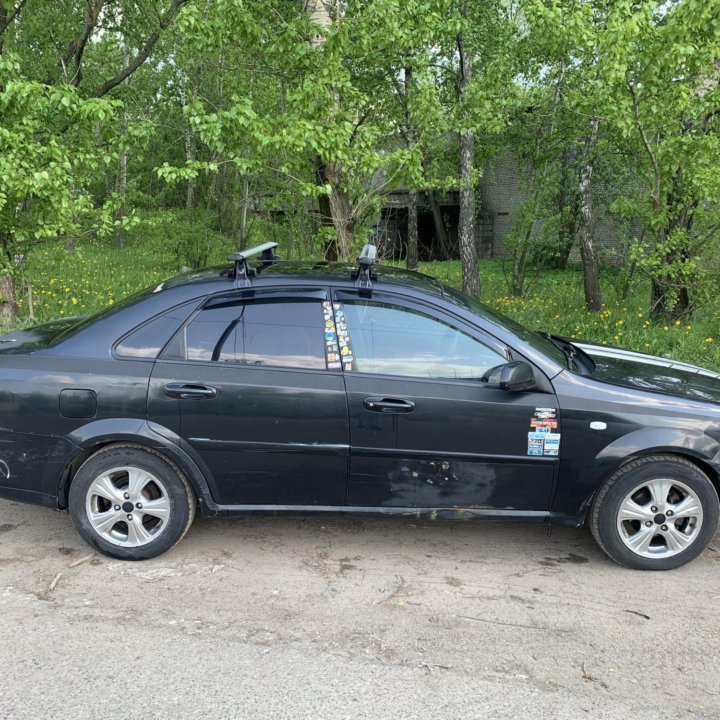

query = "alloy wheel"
[[85, 465, 171, 547], [616, 478, 703, 559]]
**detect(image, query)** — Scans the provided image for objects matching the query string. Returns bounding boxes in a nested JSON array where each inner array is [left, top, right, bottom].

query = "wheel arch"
[[57, 419, 219, 514], [578, 452, 720, 526], [573, 427, 720, 523]]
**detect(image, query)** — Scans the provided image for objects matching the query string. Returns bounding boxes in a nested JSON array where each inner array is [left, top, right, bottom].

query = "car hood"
[[0, 316, 86, 353], [575, 341, 720, 405]]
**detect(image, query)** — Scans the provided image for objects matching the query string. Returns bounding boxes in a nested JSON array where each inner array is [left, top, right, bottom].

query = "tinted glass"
[[115, 301, 199, 359], [178, 299, 325, 370], [441, 286, 567, 367], [342, 301, 507, 379]]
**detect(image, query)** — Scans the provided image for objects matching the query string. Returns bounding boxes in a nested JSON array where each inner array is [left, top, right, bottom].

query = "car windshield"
[[441, 286, 568, 368]]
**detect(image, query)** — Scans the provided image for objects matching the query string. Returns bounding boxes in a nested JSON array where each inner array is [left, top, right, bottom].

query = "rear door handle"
[[165, 382, 217, 400], [363, 396, 415, 414]]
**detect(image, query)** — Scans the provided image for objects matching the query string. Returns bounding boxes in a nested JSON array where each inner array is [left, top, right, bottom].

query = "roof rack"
[[351, 243, 377, 293], [227, 242, 279, 287]]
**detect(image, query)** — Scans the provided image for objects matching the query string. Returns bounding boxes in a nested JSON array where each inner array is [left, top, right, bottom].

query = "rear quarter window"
[[114, 301, 201, 359]]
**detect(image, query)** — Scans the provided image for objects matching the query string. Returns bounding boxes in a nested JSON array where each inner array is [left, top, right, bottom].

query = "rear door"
[[148, 288, 349, 507], [333, 290, 559, 511]]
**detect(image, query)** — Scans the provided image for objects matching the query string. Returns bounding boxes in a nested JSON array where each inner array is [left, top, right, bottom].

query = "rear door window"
[[163, 298, 326, 370]]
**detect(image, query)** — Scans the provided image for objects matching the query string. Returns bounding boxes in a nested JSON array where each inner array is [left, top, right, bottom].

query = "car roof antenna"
[[351, 243, 378, 293], [227, 242, 279, 287]]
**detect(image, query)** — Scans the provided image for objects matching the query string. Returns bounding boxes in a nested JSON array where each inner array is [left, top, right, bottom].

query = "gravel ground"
[[1, 500, 719, 719]]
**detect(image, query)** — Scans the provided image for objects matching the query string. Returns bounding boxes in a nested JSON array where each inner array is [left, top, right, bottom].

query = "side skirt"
[[200, 504, 552, 522]]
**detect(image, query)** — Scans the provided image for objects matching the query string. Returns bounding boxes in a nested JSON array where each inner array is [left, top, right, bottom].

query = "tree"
[[0, 0, 191, 321], [614, 1, 720, 320], [525, 0, 720, 321], [456, 2, 477, 297]]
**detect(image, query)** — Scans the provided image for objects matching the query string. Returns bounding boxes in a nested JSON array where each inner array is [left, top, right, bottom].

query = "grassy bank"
[[17, 219, 720, 372]]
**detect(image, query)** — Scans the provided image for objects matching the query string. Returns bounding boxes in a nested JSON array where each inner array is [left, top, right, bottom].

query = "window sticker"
[[322, 301, 341, 369], [332, 302, 355, 371]]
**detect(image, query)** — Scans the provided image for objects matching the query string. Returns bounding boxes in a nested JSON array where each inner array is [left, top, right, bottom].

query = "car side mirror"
[[483, 361, 536, 392]]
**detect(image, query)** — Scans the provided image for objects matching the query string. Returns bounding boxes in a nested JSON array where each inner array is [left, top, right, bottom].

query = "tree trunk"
[[305, 1, 349, 260], [428, 192, 449, 258], [407, 191, 418, 270], [184, 123, 196, 224], [326, 168, 355, 258], [577, 117, 602, 312], [114, 44, 130, 249], [115, 115, 127, 249], [0, 273, 16, 326], [0, 234, 17, 325], [555, 145, 578, 269], [511, 234, 531, 297], [238, 175, 249, 249], [457, 6, 479, 299], [313, 157, 337, 260], [403, 63, 418, 271]]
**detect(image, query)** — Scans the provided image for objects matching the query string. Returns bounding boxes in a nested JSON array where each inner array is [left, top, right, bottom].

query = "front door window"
[[339, 300, 507, 379]]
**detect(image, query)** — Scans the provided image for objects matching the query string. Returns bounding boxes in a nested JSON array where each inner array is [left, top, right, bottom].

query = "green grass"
[[420, 260, 720, 371], [17, 216, 720, 372]]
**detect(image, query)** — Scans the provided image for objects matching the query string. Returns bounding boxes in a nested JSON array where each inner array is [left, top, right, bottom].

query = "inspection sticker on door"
[[527, 432, 546, 455], [542, 433, 561, 456], [527, 432, 561, 456]]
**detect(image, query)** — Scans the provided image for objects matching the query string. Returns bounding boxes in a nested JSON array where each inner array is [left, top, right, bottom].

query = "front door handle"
[[363, 396, 415, 414], [165, 382, 217, 400]]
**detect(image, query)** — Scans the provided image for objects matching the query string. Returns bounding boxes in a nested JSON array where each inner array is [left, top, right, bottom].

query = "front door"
[[333, 291, 559, 511], [148, 288, 348, 506]]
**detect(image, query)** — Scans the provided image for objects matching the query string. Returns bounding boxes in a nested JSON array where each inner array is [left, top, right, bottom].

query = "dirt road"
[[1, 500, 719, 719]]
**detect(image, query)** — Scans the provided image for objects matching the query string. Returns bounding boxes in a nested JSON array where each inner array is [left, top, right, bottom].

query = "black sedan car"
[[0, 242, 718, 569]]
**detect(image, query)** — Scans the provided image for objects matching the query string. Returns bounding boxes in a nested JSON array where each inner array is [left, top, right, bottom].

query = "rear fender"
[[60, 418, 220, 513]]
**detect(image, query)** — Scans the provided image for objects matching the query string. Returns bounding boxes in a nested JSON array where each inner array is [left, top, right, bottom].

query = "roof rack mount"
[[351, 243, 377, 292], [228, 242, 279, 286]]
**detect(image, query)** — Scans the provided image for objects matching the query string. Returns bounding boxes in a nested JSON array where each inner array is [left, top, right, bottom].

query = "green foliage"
[[420, 259, 720, 370], [0, 54, 118, 260], [523, 0, 720, 320], [2, 0, 720, 338], [16, 228, 719, 373]]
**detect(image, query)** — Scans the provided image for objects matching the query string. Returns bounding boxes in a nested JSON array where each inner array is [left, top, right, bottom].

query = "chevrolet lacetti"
[[0, 242, 718, 569]]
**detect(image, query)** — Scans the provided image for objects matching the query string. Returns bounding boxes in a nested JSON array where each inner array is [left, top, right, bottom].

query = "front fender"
[[553, 426, 720, 524]]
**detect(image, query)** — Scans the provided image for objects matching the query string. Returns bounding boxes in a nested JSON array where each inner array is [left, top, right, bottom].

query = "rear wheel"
[[69, 445, 196, 560], [589, 455, 719, 570]]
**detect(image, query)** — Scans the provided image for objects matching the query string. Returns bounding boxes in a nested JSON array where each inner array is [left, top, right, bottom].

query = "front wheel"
[[68, 444, 196, 560], [589, 455, 719, 570]]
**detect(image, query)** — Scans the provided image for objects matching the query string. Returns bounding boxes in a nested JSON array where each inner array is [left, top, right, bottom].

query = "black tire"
[[589, 455, 719, 570], [68, 444, 196, 560]]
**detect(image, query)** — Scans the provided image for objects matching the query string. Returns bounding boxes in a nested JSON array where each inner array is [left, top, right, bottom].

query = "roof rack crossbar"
[[227, 242, 279, 287], [351, 243, 378, 293]]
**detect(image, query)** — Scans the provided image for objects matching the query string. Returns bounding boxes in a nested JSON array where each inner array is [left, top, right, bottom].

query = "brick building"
[[378, 152, 630, 265]]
